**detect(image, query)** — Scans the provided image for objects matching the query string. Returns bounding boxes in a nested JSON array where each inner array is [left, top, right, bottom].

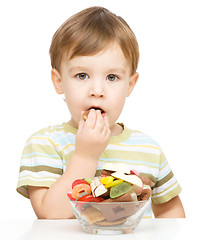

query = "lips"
[[88, 106, 105, 114]]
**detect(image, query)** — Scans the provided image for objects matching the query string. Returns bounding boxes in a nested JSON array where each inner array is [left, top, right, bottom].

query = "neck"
[[110, 123, 124, 136]]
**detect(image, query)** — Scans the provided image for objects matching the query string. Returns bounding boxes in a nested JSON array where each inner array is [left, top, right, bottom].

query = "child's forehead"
[[61, 43, 130, 72], [62, 43, 128, 66]]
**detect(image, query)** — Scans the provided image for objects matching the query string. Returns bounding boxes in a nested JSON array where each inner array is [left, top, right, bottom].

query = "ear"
[[127, 72, 139, 97], [51, 69, 64, 94]]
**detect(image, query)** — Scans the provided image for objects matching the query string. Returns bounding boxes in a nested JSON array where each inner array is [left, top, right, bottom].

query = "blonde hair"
[[49, 6, 139, 75]]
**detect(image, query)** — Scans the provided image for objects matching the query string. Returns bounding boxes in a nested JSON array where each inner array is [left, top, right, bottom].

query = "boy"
[[17, 6, 185, 219]]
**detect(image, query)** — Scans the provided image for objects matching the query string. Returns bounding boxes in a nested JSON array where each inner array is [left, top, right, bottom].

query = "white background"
[[0, 0, 201, 220]]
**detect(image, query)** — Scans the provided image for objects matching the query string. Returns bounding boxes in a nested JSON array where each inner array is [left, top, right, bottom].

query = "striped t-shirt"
[[17, 122, 182, 218]]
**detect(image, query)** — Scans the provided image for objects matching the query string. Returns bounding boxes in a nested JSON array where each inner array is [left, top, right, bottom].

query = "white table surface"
[[0, 219, 197, 240]]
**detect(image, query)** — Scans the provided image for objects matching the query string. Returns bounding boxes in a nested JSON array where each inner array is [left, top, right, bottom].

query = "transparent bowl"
[[69, 199, 151, 235]]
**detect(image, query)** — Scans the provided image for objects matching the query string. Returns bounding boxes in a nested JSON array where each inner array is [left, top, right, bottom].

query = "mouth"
[[88, 106, 105, 114]]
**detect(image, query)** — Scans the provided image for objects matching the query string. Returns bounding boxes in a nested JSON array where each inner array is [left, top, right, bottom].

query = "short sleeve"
[[17, 132, 63, 198], [151, 152, 182, 204]]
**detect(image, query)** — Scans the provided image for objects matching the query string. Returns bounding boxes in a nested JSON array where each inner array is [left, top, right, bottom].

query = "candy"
[[98, 201, 136, 221], [75, 195, 104, 212], [130, 169, 140, 176], [81, 206, 105, 224], [72, 179, 90, 189], [84, 178, 92, 184], [101, 175, 107, 178], [102, 192, 136, 203], [95, 218, 126, 226], [102, 163, 130, 174], [101, 169, 114, 176], [138, 176, 152, 186], [104, 179, 123, 189], [82, 110, 90, 121], [112, 171, 143, 195], [90, 177, 108, 197], [137, 187, 151, 201], [110, 182, 132, 198], [67, 192, 76, 201], [72, 183, 91, 199], [100, 176, 114, 185], [127, 189, 138, 202], [78, 195, 104, 202]]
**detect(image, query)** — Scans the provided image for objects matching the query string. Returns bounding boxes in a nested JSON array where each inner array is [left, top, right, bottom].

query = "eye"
[[106, 74, 118, 82], [76, 73, 89, 80]]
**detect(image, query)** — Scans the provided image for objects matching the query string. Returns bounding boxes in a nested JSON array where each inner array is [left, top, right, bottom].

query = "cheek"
[[64, 82, 81, 103], [66, 95, 82, 109], [64, 87, 84, 116], [113, 85, 128, 105], [115, 96, 127, 114], [108, 88, 128, 117]]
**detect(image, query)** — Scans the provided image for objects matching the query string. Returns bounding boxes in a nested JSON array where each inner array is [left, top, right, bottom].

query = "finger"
[[94, 110, 105, 133], [85, 108, 96, 129], [103, 114, 110, 129], [100, 125, 111, 140]]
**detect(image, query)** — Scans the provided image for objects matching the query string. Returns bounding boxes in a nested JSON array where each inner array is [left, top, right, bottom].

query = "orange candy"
[[72, 183, 91, 199]]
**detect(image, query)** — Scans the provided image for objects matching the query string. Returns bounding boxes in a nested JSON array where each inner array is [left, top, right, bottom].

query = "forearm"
[[152, 196, 186, 218], [29, 153, 98, 219]]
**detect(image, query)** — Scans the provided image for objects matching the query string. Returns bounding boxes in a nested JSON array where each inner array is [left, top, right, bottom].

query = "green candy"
[[84, 178, 92, 184], [110, 182, 132, 198]]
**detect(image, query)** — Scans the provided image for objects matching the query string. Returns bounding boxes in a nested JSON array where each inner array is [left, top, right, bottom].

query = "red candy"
[[76, 195, 104, 211], [67, 192, 76, 201], [101, 175, 107, 178], [78, 195, 104, 202], [72, 179, 90, 189], [130, 169, 140, 176]]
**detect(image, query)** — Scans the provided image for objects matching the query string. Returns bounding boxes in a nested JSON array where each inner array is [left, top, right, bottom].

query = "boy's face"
[[52, 43, 138, 133]]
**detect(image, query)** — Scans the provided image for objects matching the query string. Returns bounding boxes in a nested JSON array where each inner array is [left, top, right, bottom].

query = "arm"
[[151, 195, 186, 218], [28, 154, 98, 219], [28, 110, 111, 219]]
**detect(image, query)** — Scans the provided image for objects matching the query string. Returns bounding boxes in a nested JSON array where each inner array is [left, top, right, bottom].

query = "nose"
[[89, 79, 104, 98]]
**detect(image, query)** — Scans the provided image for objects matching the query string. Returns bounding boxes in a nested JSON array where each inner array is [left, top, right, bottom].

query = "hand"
[[75, 109, 111, 161]]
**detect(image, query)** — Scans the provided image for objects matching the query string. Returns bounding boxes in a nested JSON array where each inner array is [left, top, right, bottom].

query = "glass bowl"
[[69, 199, 151, 235]]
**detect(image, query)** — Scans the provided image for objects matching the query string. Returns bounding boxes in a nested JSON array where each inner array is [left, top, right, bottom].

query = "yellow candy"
[[100, 176, 114, 185], [105, 179, 123, 189]]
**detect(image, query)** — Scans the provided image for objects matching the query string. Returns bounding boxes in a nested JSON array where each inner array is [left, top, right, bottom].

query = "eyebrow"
[[69, 66, 89, 73], [107, 68, 126, 74], [69, 66, 126, 75]]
